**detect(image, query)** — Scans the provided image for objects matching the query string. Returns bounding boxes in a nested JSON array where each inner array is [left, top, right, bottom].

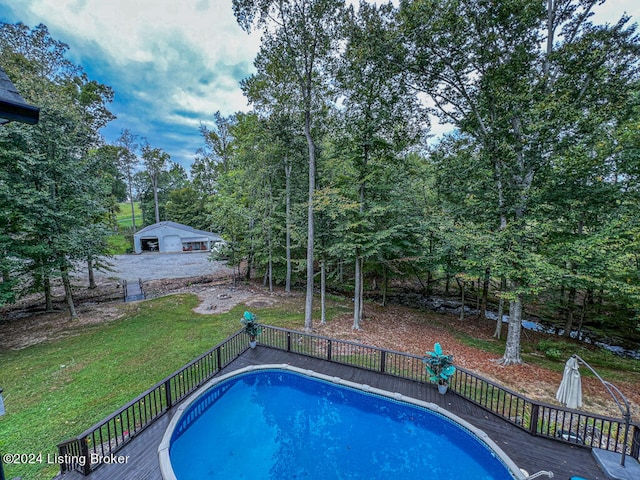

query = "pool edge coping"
[[157, 363, 527, 480]]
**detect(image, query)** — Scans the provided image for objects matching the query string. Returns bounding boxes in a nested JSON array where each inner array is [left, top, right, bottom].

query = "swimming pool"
[[159, 365, 525, 479]]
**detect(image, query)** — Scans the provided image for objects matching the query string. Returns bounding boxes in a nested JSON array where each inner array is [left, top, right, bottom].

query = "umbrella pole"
[[572, 354, 632, 467]]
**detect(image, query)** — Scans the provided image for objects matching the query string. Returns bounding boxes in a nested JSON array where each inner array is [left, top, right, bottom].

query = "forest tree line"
[[1, 0, 639, 365]]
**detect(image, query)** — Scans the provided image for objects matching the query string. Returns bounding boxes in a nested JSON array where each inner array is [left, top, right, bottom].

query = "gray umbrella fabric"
[[556, 356, 582, 409]]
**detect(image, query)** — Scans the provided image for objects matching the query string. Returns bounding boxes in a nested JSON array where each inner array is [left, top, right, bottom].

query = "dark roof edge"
[[0, 98, 40, 124]]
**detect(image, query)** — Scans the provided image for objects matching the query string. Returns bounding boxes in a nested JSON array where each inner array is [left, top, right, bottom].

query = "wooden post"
[[80, 437, 91, 475], [164, 379, 172, 410], [631, 422, 640, 461], [530, 403, 540, 437]]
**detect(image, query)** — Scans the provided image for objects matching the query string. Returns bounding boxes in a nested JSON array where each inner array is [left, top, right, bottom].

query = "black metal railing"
[[258, 325, 639, 460], [56, 331, 247, 475], [57, 325, 639, 476]]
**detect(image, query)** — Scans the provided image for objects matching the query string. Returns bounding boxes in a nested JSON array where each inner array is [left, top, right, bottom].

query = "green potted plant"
[[423, 342, 456, 394], [241, 311, 262, 349]]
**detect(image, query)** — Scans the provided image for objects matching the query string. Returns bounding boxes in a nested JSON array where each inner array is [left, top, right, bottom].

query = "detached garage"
[[133, 221, 224, 254]]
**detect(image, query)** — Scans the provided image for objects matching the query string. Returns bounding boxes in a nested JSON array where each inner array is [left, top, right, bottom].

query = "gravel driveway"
[[90, 252, 232, 282]]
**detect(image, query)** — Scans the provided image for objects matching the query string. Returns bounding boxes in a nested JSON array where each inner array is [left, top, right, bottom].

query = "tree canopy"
[[2, 2, 639, 359]]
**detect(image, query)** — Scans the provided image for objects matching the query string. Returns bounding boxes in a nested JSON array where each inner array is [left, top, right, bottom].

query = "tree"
[[91, 145, 128, 228], [234, 0, 345, 330], [116, 129, 140, 232], [136, 160, 187, 226], [192, 111, 236, 195], [334, 1, 426, 329], [165, 185, 208, 230], [141, 142, 170, 224], [399, 0, 640, 364], [0, 22, 115, 316]]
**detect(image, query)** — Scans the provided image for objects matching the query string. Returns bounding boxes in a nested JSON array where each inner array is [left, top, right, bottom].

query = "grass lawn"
[[106, 233, 131, 255], [116, 201, 143, 229], [0, 293, 315, 480], [108, 202, 143, 254], [0, 287, 636, 479]]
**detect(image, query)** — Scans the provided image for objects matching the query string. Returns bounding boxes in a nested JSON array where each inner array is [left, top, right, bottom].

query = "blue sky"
[[0, 0, 638, 172], [0, 0, 261, 171]]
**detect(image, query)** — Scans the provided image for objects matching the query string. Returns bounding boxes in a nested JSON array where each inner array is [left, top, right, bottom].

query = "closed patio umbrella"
[[556, 356, 582, 409]]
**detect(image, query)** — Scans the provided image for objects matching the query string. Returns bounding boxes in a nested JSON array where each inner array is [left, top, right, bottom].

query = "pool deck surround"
[[55, 346, 611, 480]]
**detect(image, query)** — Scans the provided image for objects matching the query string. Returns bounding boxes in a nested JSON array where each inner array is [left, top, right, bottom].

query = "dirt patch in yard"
[[0, 272, 255, 350]]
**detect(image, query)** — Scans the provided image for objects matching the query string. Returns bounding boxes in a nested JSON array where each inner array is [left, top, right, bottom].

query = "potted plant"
[[423, 342, 456, 394], [241, 311, 262, 349]]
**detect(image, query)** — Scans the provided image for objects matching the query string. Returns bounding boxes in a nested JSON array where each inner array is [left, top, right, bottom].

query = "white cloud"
[[593, 0, 640, 24], [0, 0, 262, 167], [8, 0, 260, 119], [24, 0, 260, 68], [1, 0, 637, 169]]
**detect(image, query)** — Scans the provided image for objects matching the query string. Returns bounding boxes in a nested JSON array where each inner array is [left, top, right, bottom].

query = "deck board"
[[56, 347, 607, 479]]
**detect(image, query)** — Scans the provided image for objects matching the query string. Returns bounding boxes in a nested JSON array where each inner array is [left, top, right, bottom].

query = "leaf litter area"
[[317, 301, 640, 419], [1, 275, 638, 419]]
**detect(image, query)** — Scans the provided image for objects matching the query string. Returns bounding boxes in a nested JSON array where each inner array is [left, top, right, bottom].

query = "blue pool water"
[[169, 369, 518, 479]]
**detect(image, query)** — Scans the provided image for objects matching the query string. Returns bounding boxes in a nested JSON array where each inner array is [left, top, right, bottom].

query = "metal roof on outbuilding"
[[133, 221, 224, 254], [135, 221, 223, 241]]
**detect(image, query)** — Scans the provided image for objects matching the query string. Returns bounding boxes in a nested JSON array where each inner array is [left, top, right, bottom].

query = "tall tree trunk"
[[87, 259, 96, 289], [153, 178, 160, 223], [353, 255, 362, 330], [44, 274, 53, 312], [246, 216, 255, 281], [266, 195, 273, 293], [480, 267, 490, 320], [267, 247, 273, 293], [382, 264, 388, 307], [304, 110, 316, 332], [564, 223, 582, 337], [61, 267, 77, 318], [231, 244, 237, 288], [458, 278, 466, 321], [128, 173, 137, 234], [353, 142, 368, 330], [498, 130, 532, 365], [578, 290, 591, 336], [493, 277, 506, 339], [284, 159, 292, 293], [500, 294, 524, 365], [245, 255, 252, 280], [563, 286, 576, 337], [359, 262, 364, 324], [320, 259, 326, 324]]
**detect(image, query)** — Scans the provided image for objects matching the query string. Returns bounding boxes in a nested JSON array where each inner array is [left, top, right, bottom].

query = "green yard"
[[0, 286, 637, 480], [0, 294, 308, 480], [116, 202, 143, 229], [107, 202, 144, 254]]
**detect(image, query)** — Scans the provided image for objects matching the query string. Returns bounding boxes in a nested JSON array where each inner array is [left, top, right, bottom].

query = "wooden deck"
[[56, 347, 607, 480]]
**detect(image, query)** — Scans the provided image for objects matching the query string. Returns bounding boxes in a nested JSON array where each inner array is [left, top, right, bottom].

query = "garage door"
[[163, 235, 182, 252]]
